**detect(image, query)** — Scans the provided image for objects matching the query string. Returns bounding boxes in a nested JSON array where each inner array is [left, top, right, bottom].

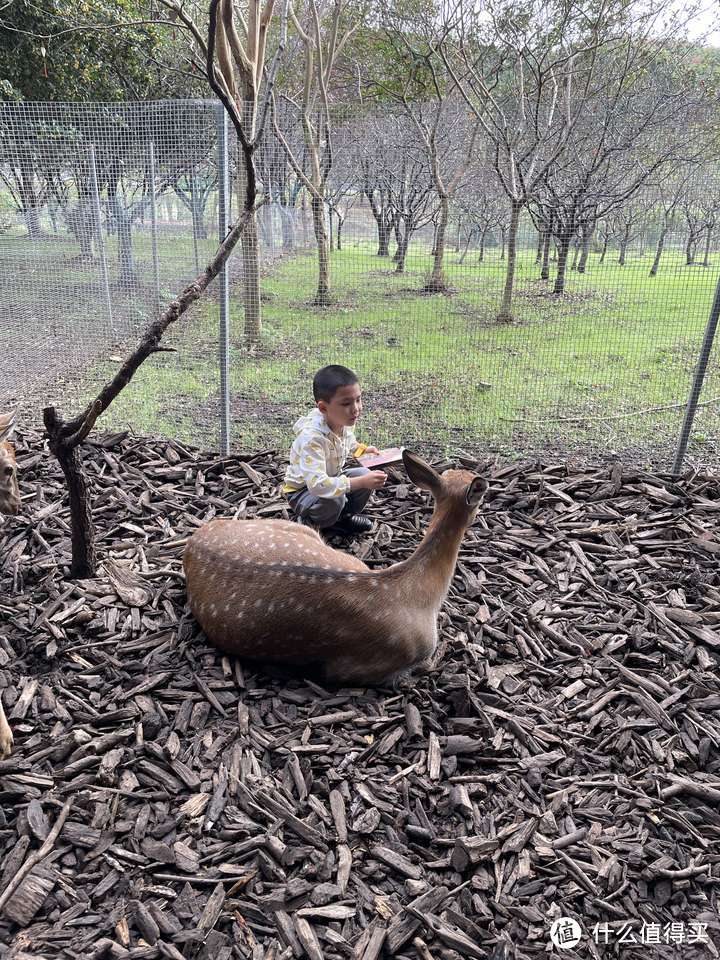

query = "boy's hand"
[[351, 471, 387, 491], [364, 446, 381, 456]]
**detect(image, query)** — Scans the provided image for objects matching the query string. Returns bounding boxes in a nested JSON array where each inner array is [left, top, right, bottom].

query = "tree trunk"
[[499, 226, 506, 260], [24, 204, 42, 240], [377, 222, 390, 256], [366, 191, 390, 256], [392, 218, 402, 262], [311, 193, 331, 305], [116, 207, 137, 290], [571, 240, 580, 271], [686, 234, 695, 265], [425, 196, 449, 293], [650, 226, 668, 276], [478, 228, 486, 263], [536, 227, 544, 263], [703, 225, 712, 267], [455, 218, 462, 252], [78, 218, 94, 260], [261, 202, 276, 250], [577, 224, 594, 274], [189, 178, 208, 241], [71, 198, 95, 260], [458, 228, 473, 264], [540, 224, 552, 280], [599, 235, 608, 264], [19, 163, 43, 239], [618, 226, 631, 266], [301, 193, 310, 245], [553, 234, 572, 294], [395, 221, 410, 274], [240, 214, 261, 338], [48, 202, 59, 235], [45, 415, 96, 579], [337, 214, 343, 251], [236, 158, 262, 339], [496, 200, 522, 322], [280, 206, 295, 250]]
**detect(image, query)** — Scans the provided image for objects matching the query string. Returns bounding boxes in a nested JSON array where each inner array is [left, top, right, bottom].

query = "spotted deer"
[[184, 451, 487, 683], [0, 410, 19, 756]]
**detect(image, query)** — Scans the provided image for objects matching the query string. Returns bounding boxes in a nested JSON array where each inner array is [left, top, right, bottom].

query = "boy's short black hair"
[[313, 365, 359, 402]]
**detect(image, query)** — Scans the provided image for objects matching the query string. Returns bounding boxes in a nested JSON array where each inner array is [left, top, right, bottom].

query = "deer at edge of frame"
[[0, 409, 20, 757], [183, 451, 488, 684]]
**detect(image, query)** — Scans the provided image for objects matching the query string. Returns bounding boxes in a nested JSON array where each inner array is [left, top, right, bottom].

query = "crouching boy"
[[282, 364, 386, 536]]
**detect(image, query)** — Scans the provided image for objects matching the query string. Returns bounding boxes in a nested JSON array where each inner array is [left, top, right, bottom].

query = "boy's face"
[[318, 383, 363, 431]]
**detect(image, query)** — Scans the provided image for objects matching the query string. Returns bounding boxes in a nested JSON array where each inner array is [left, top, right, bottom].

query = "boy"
[[283, 365, 387, 535]]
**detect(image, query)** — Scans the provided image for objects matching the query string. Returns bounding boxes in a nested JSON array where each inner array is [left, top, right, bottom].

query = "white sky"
[[683, 1, 720, 44]]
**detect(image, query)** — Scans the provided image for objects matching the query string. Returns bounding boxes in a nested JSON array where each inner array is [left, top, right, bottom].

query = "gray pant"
[[287, 467, 371, 528]]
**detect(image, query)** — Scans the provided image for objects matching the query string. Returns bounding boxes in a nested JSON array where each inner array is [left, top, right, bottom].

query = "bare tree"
[[157, 0, 277, 339], [355, 117, 397, 256], [612, 203, 646, 267], [317, 120, 356, 250], [454, 165, 506, 264], [648, 176, 688, 276], [43, 0, 285, 578], [379, 11, 482, 293], [438, 0, 585, 320], [533, 25, 712, 294], [271, 0, 362, 305], [437, 0, 714, 316]]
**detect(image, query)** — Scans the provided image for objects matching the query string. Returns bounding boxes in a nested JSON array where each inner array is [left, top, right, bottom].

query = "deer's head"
[[0, 411, 21, 516], [403, 450, 487, 525]]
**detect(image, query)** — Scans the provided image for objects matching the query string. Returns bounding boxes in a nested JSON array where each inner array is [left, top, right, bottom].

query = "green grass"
[[7, 227, 719, 464]]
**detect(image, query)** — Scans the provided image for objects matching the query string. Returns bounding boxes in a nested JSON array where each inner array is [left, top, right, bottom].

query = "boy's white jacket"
[[283, 408, 363, 498]]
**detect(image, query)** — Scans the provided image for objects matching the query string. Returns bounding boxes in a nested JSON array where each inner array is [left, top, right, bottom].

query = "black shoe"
[[324, 514, 374, 536], [296, 516, 318, 530]]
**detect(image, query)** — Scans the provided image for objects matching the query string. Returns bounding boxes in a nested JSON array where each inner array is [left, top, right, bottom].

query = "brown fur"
[[183, 452, 486, 684], [0, 410, 20, 517]]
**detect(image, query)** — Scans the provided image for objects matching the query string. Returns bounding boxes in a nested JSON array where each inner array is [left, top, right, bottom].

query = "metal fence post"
[[217, 101, 232, 456], [672, 272, 720, 473], [89, 144, 114, 334], [148, 142, 161, 316], [191, 172, 201, 273]]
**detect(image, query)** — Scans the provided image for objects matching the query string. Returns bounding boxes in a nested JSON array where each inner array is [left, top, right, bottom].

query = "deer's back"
[[183, 518, 394, 664]]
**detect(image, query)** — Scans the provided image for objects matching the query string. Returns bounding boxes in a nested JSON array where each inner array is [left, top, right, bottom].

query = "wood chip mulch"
[[1, 431, 720, 960]]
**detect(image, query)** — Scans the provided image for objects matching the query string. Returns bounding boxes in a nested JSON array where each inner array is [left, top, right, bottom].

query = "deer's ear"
[[466, 476, 488, 508], [0, 410, 16, 443], [403, 450, 441, 495]]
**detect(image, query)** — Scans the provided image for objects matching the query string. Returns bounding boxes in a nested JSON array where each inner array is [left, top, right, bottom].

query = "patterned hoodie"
[[283, 408, 365, 498]]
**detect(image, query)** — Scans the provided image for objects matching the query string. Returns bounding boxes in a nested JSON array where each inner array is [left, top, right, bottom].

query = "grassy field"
[[2, 224, 718, 466], [72, 235, 719, 466]]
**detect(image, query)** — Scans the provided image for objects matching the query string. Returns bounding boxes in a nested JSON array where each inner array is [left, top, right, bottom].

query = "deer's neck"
[[391, 500, 467, 610]]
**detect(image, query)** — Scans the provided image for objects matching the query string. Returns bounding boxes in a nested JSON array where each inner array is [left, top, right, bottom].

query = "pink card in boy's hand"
[[357, 447, 405, 469]]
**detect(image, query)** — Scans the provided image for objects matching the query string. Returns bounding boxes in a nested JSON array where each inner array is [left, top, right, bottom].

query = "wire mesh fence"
[[1, 98, 719, 468]]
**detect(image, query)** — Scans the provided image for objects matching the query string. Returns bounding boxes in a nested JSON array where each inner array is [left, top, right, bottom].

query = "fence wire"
[[1, 99, 719, 469]]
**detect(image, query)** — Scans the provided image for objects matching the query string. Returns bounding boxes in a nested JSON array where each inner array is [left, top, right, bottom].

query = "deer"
[[183, 451, 487, 684], [0, 409, 19, 757]]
